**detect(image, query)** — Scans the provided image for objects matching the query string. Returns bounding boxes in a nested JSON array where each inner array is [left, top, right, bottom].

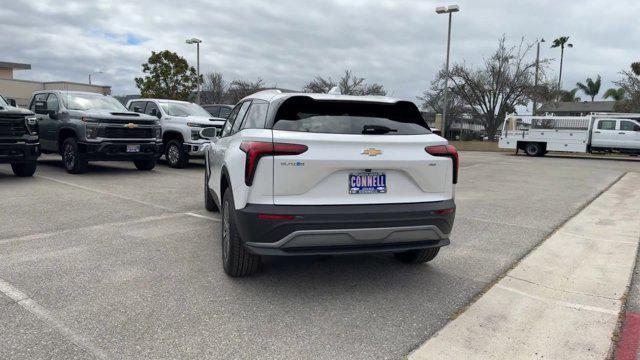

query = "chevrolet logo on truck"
[[361, 148, 382, 156], [124, 123, 139, 129]]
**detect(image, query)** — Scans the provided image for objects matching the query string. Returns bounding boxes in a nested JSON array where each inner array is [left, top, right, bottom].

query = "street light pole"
[[186, 38, 202, 104], [88, 71, 103, 85], [532, 38, 545, 115], [436, 5, 459, 139]]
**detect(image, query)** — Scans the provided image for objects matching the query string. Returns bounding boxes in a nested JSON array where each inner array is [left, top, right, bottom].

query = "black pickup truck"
[[0, 94, 40, 177], [29, 91, 162, 174]]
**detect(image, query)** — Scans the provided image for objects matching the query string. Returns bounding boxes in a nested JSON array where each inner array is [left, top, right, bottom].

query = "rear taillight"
[[240, 141, 308, 186], [425, 145, 459, 184]]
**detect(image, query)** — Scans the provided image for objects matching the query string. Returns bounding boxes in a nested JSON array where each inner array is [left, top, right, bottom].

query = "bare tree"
[[614, 62, 640, 112], [441, 37, 541, 139], [201, 72, 228, 104], [226, 78, 265, 104], [417, 76, 466, 133], [303, 70, 386, 95]]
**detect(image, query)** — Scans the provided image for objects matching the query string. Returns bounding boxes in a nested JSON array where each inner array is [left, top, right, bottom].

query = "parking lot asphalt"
[[1, 152, 639, 360]]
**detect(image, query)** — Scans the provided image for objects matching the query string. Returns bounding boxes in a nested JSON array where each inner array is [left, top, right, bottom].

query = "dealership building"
[[0, 61, 111, 107]]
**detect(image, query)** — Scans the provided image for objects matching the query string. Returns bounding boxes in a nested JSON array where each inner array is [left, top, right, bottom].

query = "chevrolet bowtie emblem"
[[361, 148, 382, 156], [124, 123, 138, 129]]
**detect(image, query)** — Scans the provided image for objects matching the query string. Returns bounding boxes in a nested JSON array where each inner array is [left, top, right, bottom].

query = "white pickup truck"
[[499, 113, 640, 156], [126, 99, 226, 167]]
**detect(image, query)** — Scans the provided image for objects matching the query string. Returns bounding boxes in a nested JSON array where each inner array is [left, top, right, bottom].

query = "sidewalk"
[[410, 172, 640, 359]]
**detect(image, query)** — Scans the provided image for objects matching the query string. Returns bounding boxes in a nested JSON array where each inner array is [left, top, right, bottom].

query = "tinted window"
[[46, 94, 59, 112], [221, 105, 241, 137], [272, 98, 431, 135], [204, 106, 220, 117], [219, 106, 232, 118], [145, 102, 160, 117], [241, 101, 268, 129], [130, 101, 147, 113], [30, 93, 48, 111], [597, 120, 616, 130], [231, 101, 251, 134], [620, 120, 639, 131]]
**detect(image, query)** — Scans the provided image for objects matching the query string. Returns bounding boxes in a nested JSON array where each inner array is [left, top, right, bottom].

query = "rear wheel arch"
[[220, 166, 231, 204]]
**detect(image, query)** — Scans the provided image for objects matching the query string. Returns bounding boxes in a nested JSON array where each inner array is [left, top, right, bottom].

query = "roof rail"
[[251, 89, 282, 96]]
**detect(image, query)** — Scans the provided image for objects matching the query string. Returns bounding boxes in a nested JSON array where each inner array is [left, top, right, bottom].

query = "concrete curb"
[[409, 172, 640, 360]]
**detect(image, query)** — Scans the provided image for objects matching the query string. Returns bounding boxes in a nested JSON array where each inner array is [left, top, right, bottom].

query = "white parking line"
[[0, 278, 110, 360], [35, 175, 220, 222]]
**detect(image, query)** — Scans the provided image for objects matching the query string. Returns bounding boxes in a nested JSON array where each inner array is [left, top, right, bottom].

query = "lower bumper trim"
[[247, 239, 450, 256]]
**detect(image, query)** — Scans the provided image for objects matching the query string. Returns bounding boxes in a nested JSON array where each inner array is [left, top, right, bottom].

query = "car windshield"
[[160, 102, 211, 117], [61, 93, 127, 111], [273, 98, 431, 135], [0, 95, 8, 107]]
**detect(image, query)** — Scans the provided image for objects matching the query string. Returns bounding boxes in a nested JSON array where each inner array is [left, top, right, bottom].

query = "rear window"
[[272, 98, 431, 135]]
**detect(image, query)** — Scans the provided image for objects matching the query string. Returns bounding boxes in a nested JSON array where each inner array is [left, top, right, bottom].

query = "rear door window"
[[241, 101, 268, 130], [30, 93, 48, 111], [597, 120, 616, 130], [221, 105, 241, 137], [46, 94, 59, 112], [272, 98, 431, 135]]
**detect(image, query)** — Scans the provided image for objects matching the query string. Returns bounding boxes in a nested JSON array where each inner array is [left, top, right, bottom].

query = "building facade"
[[0, 61, 111, 107]]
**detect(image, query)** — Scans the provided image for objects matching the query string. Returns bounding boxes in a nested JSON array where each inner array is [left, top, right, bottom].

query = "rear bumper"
[[80, 141, 162, 161], [0, 142, 40, 164], [234, 200, 455, 256]]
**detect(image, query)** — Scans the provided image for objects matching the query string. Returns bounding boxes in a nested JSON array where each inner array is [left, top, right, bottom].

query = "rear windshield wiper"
[[362, 125, 398, 134]]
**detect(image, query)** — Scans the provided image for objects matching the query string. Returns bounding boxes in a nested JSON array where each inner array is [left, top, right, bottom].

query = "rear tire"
[[394, 247, 440, 264], [133, 158, 156, 171], [221, 188, 259, 277], [62, 138, 88, 174], [11, 161, 37, 177], [165, 140, 188, 168], [204, 168, 218, 212], [524, 142, 543, 157]]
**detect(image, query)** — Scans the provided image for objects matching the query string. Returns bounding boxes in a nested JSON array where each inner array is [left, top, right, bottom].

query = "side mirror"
[[34, 101, 48, 115], [150, 108, 161, 119], [199, 127, 219, 140], [8, 99, 16, 107]]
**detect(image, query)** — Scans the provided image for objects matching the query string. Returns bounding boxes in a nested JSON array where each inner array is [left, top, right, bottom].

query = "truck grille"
[[102, 127, 154, 139], [0, 116, 27, 137]]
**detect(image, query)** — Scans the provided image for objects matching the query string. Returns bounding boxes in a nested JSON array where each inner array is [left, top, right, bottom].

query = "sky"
[[1, 0, 638, 107]]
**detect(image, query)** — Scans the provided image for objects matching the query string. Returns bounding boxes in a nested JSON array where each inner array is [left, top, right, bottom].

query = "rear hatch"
[[270, 97, 455, 205]]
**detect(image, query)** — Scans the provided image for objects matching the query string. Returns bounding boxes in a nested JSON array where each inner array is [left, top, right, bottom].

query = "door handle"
[[594, 131, 601, 134], [618, 132, 626, 134]]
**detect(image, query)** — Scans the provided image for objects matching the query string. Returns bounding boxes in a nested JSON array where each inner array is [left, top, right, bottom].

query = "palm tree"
[[551, 37, 573, 89], [558, 88, 581, 102], [576, 75, 601, 101], [603, 88, 625, 101]]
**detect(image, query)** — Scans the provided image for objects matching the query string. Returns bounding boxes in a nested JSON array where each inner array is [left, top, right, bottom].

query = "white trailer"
[[498, 113, 640, 156]]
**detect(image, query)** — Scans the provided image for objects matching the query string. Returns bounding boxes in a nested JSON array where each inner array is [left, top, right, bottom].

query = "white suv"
[[126, 99, 226, 168], [202, 90, 457, 277]]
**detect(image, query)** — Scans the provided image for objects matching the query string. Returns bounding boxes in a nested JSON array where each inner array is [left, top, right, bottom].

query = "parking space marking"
[[0, 213, 184, 245], [0, 278, 110, 360], [35, 174, 220, 222]]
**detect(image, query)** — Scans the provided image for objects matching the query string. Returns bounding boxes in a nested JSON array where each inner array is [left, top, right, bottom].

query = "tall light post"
[[186, 38, 202, 104], [88, 70, 103, 85], [532, 38, 545, 115], [435, 5, 459, 139]]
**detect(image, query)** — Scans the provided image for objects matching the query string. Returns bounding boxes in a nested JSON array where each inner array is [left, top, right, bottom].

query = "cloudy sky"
[[1, 0, 638, 105]]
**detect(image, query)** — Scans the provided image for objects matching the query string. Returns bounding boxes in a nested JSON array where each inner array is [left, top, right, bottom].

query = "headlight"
[[25, 116, 38, 135], [155, 127, 162, 139], [191, 129, 201, 140], [85, 123, 99, 139]]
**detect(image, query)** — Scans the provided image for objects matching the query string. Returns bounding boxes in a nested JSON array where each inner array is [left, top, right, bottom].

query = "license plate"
[[349, 172, 387, 194], [126, 145, 140, 153]]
